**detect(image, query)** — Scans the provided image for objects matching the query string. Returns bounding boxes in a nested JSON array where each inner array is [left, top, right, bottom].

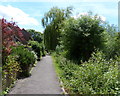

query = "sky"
[[0, 0, 119, 32]]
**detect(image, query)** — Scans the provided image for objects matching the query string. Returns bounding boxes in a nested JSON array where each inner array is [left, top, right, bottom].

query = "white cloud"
[[0, 5, 39, 26], [74, 3, 117, 17], [72, 12, 106, 22], [98, 15, 106, 22], [72, 12, 88, 19]]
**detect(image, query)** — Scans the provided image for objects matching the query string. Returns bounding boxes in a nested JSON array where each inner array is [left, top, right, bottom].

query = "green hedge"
[[53, 51, 120, 94]]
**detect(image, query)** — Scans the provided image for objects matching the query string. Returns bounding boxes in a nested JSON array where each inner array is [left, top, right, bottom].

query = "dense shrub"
[[110, 32, 120, 58], [0, 67, 1, 72], [11, 46, 37, 77], [29, 41, 46, 60], [2, 55, 21, 91], [29, 41, 41, 60], [53, 51, 120, 94], [61, 14, 105, 62], [103, 25, 119, 59], [40, 43, 46, 56]]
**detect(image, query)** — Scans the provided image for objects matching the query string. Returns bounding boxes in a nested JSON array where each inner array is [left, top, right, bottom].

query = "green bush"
[[53, 51, 120, 94], [61, 14, 105, 62], [2, 55, 21, 92], [29, 41, 46, 60], [103, 25, 119, 59], [11, 46, 37, 77], [0, 67, 1, 72], [111, 32, 120, 57], [29, 41, 41, 60], [41, 44, 46, 56]]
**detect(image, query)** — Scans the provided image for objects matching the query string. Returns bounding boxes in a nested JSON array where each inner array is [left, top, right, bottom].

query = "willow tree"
[[42, 6, 73, 51]]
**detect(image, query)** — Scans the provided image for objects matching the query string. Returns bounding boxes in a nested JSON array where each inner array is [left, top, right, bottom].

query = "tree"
[[42, 6, 73, 51], [1, 18, 25, 65], [2, 18, 25, 55], [27, 29, 43, 43], [103, 24, 118, 59], [61, 14, 105, 62]]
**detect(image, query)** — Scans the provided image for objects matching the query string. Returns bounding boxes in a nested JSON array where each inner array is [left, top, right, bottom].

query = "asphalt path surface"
[[9, 55, 62, 94]]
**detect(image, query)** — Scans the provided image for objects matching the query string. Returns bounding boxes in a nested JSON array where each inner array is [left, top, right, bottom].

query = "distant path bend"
[[9, 55, 62, 94]]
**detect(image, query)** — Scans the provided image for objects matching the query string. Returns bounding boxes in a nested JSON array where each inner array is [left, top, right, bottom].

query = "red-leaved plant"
[[1, 18, 25, 64], [1, 18, 25, 54]]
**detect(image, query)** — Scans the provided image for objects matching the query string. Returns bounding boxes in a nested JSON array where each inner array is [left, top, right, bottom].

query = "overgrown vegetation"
[[2, 5, 120, 95], [53, 51, 120, 94], [2, 18, 46, 94], [29, 41, 46, 60], [42, 7, 120, 94], [2, 55, 21, 91], [11, 46, 37, 77], [60, 15, 105, 62]]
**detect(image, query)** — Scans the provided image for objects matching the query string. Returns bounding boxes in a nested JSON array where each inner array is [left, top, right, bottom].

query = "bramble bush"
[[11, 46, 37, 77], [53, 51, 120, 94]]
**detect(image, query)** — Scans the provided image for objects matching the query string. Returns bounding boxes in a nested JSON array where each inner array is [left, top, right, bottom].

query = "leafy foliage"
[[27, 29, 43, 43], [114, 32, 120, 56], [1, 18, 25, 66], [53, 51, 120, 94], [61, 14, 105, 62], [11, 46, 37, 77], [103, 24, 120, 59], [42, 6, 73, 51], [1, 18, 25, 54], [29, 41, 42, 60], [2, 55, 21, 91]]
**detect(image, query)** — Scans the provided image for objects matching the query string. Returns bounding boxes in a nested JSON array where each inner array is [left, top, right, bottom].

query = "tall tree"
[[27, 29, 43, 43], [42, 6, 73, 51]]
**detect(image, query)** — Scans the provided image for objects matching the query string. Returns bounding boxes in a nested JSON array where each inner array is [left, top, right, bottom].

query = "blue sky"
[[0, 0, 119, 32]]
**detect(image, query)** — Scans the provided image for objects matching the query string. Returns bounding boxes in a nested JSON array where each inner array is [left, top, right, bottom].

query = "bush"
[[2, 55, 21, 91], [0, 67, 1, 72], [103, 25, 119, 59], [53, 51, 120, 94], [11, 46, 37, 77], [41, 44, 46, 56], [61, 14, 105, 62], [29, 41, 41, 60], [29, 41, 46, 60], [111, 32, 120, 57]]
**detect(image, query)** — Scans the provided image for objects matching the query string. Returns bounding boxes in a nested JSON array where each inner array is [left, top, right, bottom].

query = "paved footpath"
[[9, 55, 63, 94]]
